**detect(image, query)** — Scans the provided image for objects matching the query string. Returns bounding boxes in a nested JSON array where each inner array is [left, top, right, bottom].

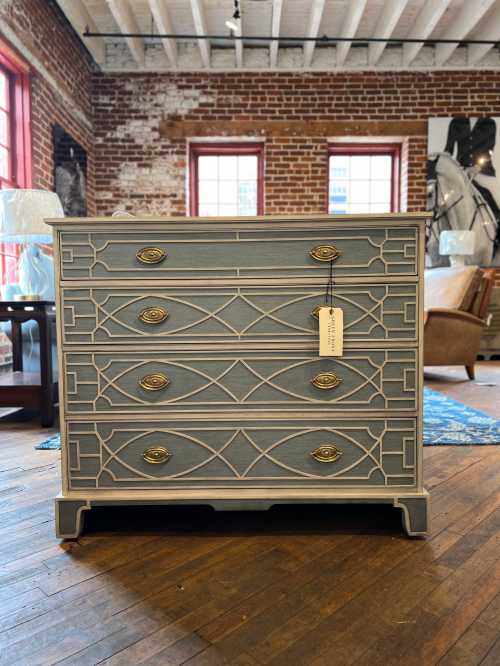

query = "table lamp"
[[0, 189, 64, 301], [439, 230, 476, 267]]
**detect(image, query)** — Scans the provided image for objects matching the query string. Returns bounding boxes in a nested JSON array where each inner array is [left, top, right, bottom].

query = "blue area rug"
[[423, 387, 500, 445], [34, 388, 500, 450]]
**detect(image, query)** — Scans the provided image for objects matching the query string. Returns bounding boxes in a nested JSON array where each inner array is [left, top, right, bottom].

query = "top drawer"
[[58, 226, 418, 281]]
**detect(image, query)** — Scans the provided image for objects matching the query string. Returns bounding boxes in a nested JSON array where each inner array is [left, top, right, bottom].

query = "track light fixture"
[[225, 0, 241, 33]]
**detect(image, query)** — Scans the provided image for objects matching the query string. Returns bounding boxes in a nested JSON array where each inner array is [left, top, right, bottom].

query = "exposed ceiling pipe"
[[83, 28, 500, 47]]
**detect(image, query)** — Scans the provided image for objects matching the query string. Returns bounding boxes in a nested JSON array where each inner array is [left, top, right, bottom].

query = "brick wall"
[[0, 0, 96, 211], [93, 71, 500, 216]]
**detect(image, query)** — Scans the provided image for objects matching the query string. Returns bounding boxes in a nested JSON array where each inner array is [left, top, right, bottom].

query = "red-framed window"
[[328, 144, 400, 215], [0, 38, 32, 286], [189, 143, 264, 216]]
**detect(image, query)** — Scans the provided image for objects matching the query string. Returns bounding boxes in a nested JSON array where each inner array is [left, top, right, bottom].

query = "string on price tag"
[[318, 259, 343, 357]]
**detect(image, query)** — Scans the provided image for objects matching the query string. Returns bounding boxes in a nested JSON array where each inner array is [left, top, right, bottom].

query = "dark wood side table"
[[0, 300, 58, 426]]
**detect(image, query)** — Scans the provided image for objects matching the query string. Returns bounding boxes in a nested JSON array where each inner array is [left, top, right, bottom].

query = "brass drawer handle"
[[138, 306, 168, 325], [136, 247, 167, 264], [311, 372, 342, 390], [139, 372, 170, 391], [143, 446, 171, 464], [310, 244, 341, 263], [311, 445, 343, 464]]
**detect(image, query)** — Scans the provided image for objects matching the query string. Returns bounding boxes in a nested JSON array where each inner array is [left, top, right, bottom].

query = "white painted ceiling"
[[56, 0, 500, 71]]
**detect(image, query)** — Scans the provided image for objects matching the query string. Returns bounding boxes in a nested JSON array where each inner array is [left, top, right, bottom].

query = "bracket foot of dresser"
[[55, 497, 91, 539], [394, 493, 430, 537], [55, 492, 430, 539]]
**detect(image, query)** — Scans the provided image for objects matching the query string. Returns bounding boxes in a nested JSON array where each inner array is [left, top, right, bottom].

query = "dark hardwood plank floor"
[[0, 362, 499, 665]]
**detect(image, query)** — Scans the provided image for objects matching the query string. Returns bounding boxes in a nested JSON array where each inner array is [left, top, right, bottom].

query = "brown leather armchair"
[[424, 265, 495, 379]]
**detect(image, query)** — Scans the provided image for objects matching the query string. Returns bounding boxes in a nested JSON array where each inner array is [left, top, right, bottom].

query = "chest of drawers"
[[49, 214, 429, 538]]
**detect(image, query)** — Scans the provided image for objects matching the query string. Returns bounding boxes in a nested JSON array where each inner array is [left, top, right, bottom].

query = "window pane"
[[371, 155, 392, 179], [0, 72, 7, 110], [238, 181, 257, 211], [218, 179, 238, 205], [218, 204, 239, 216], [199, 180, 218, 204], [349, 203, 370, 214], [350, 155, 370, 180], [238, 155, 257, 179], [0, 146, 9, 179], [198, 155, 218, 180], [330, 155, 349, 178], [370, 179, 391, 204], [350, 180, 370, 203], [0, 110, 8, 146], [198, 204, 218, 216], [219, 155, 238, 180]]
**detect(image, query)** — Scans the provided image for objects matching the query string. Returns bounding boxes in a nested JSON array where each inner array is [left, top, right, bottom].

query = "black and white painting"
[[53, 125, 87, 217], [427, 117, 500, 267]]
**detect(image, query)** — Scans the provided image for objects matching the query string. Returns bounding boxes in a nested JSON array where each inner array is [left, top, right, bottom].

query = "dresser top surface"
[[46, 212, 429, 230]]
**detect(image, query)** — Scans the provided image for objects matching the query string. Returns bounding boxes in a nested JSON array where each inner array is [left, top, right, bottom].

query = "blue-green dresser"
[[48, 214, 429, 537]]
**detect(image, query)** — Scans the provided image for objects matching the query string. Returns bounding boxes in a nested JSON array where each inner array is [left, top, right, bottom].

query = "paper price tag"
[[319, 307, 343, 357]]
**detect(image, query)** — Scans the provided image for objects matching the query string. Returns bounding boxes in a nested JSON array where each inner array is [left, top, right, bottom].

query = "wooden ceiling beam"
[[190, 0, 211, 68], [435, 0, 496, 66], [107, 0, 145, 66], [270, 0, 283, 68], [56, 0, 106, 65], [403, 0, 451, 66], [304, 0, 326, 68], [160, 118, 427, 139], [336, 0, 367, 66], [369, 0, 409, 66], [148, 0, 177, 67], [468, 5, 500, 65]]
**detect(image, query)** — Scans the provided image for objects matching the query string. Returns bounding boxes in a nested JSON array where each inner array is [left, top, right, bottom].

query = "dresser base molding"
[[55, 490, 429, 539]]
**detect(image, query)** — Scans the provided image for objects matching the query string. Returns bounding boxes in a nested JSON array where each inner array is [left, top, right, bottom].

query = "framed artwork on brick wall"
[[427, 117, 500, 268], [53, 124, 87, 217]]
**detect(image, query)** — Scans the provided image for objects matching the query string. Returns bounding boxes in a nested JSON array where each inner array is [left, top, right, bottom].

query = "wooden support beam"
[[435, 0, 496, 66], [160, 119, 427, 140], [303, 0, 326, 68], [56, 0, 106, 65], [369, 0, 409, 66], [468, 5, 500, 65], [107, 0, 145, 66], [148, 0, 177, 67], [336, 0, 367, 66], [190, 0, 211, 68], [403, 0, 451, 66], [270, 0, 283, 68]]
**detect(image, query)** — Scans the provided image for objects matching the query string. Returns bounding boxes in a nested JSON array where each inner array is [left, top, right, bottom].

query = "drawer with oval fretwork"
[[66, 417, 417, 490], [61, 283, 418, 346], [63, 348, 417, 414], [58, 226, 418, 281]]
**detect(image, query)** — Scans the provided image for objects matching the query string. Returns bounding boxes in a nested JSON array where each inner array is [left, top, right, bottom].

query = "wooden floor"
[[1, 362, 500, 666]]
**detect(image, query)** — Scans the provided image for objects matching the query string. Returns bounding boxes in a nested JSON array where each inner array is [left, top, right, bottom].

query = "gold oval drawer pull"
[[138, 306, 168, 325], [311, 372, 342, 390], [143, 446, 171, 464], [310, 244, 341, 263], [311, 445, 343, 464], [139, 372, 170, 391], [136, 247, 166, 264]]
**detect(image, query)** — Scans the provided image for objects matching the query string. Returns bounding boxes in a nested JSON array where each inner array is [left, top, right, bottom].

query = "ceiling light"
[[226, 0, 240, 33], [225, 18, 239, 32]]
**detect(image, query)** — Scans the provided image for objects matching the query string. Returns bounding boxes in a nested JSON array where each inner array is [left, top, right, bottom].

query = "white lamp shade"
[[0, 189, 64, 243], [439, 230, 476, 256]]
